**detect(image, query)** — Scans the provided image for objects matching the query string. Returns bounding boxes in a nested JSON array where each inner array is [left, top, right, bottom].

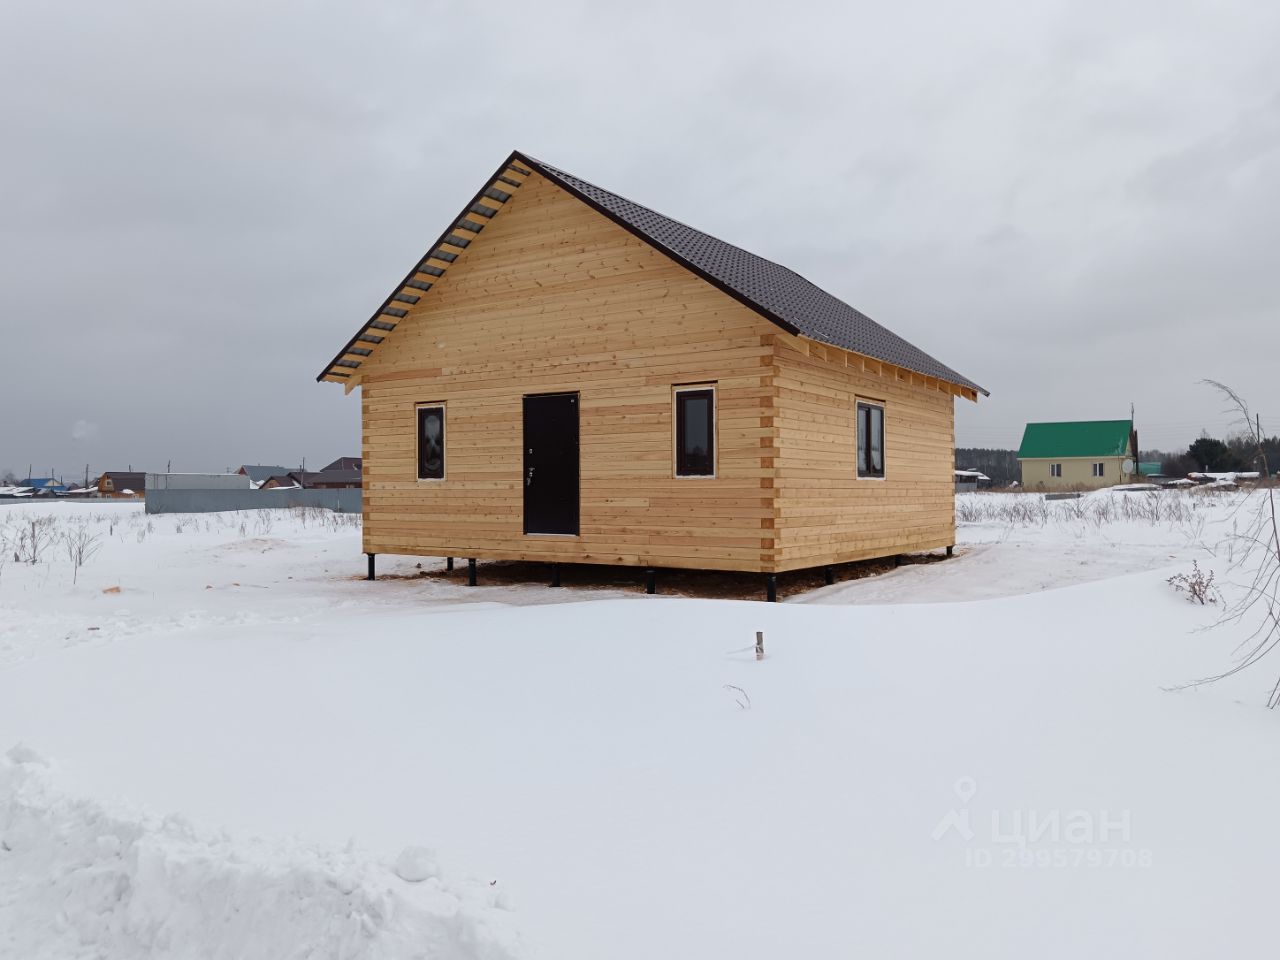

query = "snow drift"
[[0, 746, 520, 960]]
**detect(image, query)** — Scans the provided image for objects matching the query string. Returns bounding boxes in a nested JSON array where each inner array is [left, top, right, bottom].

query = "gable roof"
[[238, 465, 292, 484], [322, 457, 362, 472], [1018, 420, 1134, 460], [318, 150, 985, 397], [100, 471, 146, 490]]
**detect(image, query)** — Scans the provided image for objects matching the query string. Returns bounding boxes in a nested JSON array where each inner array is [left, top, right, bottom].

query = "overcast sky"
[[3, 0, 1278, 479]]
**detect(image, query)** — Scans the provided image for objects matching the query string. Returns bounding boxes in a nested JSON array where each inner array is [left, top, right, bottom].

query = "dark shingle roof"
[[101, 472, 146, 491], [518, 153, 986, 396], [322, 457, 362, 472], [239, 465, 292, 484], [318, 150, 985, 396], [291, 469, 362, 488]]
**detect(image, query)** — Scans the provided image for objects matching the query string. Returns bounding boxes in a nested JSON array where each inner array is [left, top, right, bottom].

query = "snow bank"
[[0, 746, 521, 960]]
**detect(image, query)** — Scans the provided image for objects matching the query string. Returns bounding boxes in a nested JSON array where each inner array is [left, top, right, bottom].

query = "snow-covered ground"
[[1, 491, 1278, 958]]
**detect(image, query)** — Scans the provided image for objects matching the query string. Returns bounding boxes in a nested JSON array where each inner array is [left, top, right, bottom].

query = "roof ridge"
[[524, 153, 868, 305], [519, 153, 725, 239], [318, 150, 985, 397]]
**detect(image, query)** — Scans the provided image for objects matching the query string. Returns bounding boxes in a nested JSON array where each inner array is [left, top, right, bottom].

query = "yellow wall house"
[[1018, 420, 1138, 491], [318, 151, 986, 598]]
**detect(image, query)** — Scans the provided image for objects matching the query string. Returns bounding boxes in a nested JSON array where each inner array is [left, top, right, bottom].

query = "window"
[[1092, 462, 1105, 478], [675, 387, 715, 477], [1050, 463, 1062, 478], [856, 401, 885, 478], [416, 404, 445, 480]]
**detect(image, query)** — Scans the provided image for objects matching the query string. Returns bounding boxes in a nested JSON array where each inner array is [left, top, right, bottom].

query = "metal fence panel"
[[144, 488, 361, 514]]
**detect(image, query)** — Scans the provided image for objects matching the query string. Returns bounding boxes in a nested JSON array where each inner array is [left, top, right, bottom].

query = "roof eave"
[[316, 149, 531, 384]]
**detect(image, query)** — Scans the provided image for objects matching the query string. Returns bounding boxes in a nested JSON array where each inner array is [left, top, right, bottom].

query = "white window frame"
[[416, 402, 447, 482], [856, 399, 886, 480], [1092, 462, 1105, 478], [673, 384, 717, 479], [1050, 463, 1062, 478]]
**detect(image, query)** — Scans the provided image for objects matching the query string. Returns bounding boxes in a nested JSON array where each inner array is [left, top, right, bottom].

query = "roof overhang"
[[317, 150, 986, 401], [317, 151, 535, 385]]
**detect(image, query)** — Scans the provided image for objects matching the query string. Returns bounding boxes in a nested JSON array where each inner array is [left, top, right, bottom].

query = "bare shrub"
[[13, 517, 58, 564], [1177, 382, 1280, 707], [957, 487, 1219, 532], [63, 525, 103, 584], [1168, 561, 1218, 605]]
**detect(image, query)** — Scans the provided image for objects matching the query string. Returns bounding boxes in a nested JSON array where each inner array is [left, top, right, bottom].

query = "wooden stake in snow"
[[755, 631, 765, 661]]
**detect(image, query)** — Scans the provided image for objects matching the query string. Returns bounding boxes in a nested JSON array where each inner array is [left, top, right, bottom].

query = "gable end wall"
[[358, 171, 777, 572]]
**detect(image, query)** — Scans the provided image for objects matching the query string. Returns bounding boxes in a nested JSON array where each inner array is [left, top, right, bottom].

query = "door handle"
[[526, 466, 535, 487]]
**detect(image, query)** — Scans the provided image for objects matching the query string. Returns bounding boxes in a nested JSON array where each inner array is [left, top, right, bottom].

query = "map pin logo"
[[954, 777, 978, 804]]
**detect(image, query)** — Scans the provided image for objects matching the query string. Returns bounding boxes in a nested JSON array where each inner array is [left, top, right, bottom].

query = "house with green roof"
[[1017, 420, 1137, 490]]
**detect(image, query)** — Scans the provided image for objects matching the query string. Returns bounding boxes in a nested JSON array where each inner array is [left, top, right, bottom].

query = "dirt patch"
[[372, 552, 952, 601]]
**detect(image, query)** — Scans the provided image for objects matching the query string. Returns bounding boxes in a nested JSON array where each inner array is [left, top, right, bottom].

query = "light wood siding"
[[772, 336, 956, 571], [353, 169, 962, 574], [357, 171, 778, 572]]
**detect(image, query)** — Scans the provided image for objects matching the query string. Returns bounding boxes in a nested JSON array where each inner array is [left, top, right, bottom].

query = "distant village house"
[[96, 471, 146, 498], [237, 465, 292, 487], [1017, 419, 1137, 491]]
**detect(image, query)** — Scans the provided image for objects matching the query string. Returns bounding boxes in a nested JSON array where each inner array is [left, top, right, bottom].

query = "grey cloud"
[[2, 0, 1277, 478]]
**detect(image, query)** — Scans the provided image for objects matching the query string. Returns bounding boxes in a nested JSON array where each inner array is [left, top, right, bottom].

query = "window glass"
[[417, 405, 445, 479], [857, 402, 885, 478], [676, 389, 714, 476]]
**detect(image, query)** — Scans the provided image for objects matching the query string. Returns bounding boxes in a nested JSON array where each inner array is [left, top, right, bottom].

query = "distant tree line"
[[1143, 432, 1279, 476], [955, 448, 1021, 485]]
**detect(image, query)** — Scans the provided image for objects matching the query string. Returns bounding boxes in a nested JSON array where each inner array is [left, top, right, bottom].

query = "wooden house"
[[97, 471, 146, 498], [318, 151, 985, 597]]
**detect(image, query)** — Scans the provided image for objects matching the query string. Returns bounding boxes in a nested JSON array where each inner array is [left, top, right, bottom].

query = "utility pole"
[[1259, 414, 1269, 478]]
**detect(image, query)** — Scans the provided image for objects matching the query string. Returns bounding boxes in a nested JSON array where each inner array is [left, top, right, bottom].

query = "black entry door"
[[523, 392, 580, 535]]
